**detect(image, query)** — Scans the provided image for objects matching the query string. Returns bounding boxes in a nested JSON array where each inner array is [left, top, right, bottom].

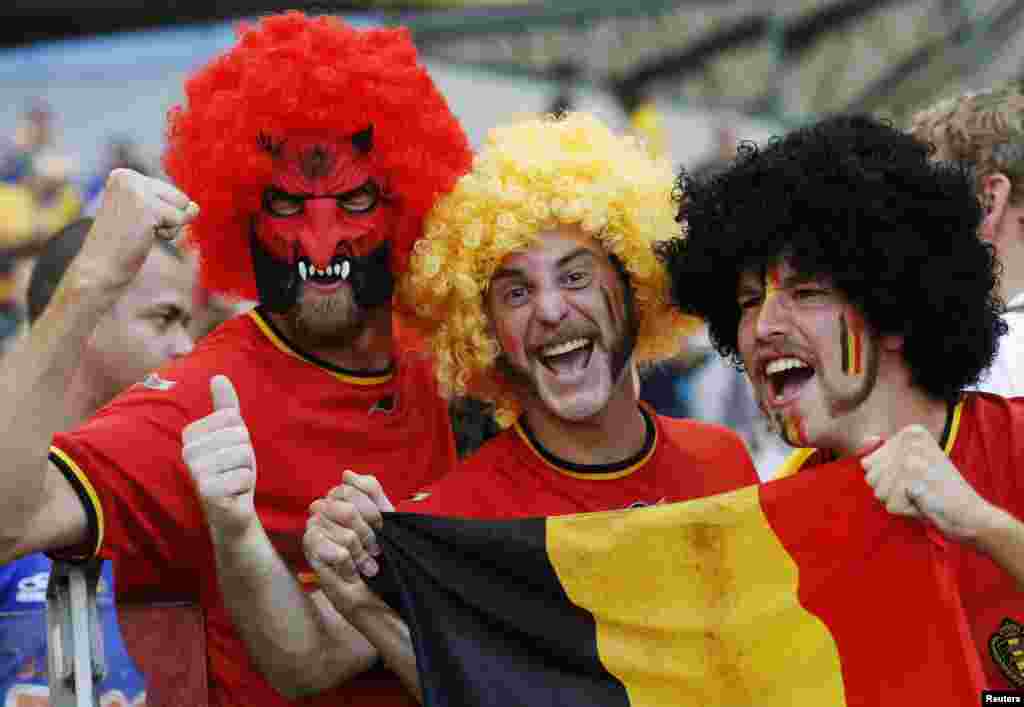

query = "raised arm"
[[305, 471, 422, 703], [182, 376, 378, 699], [0, 169, 198, 564]]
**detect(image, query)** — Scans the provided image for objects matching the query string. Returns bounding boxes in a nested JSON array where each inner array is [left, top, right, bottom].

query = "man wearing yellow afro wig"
[[298, 113, 759, 693]]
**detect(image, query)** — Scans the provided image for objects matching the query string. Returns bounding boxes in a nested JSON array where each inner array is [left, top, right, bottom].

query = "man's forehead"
[[268, 133, 370, 191], [737, 260, 827, 286], [497, 226, 606, 272], [127, 248, 196, 300]]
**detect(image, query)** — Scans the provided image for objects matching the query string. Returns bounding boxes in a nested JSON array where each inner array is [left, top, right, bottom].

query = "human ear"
[[980, 172, 1013, 241]]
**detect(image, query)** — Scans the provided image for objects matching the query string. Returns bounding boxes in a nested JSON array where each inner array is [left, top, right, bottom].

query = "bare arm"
[[305, 472, 423, 703], [183, 376, 378, 699], [0, 169, 197, 562], [207, 518, 378, 697]]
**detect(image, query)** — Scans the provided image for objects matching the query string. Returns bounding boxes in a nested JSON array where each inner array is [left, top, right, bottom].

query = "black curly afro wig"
[[660, 114, 1006, 402]]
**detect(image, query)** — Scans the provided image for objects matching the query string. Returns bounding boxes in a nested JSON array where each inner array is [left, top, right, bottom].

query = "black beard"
[[249, 226, 395, 313]]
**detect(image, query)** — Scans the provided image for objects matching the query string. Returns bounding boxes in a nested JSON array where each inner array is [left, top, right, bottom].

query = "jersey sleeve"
[[972, 395, 1024, 524], [396, 432, 517, 518], [48, 377, 208, 595]]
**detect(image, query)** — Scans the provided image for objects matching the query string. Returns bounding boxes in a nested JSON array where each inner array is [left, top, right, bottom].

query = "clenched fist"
[[861, 424, 996, 544], [182, 376, 258, 540], [304, 471, 393, 617], [71, 169, 199, 293]]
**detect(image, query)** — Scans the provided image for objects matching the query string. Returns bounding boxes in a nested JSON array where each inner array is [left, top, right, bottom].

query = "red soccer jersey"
[[50, 308, 456, 707], [399, 404, 758, 518], [779, 393, 1024, 690]]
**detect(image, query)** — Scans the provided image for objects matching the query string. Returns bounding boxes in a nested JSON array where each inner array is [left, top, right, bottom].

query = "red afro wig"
[[163, 11, 472, 299]]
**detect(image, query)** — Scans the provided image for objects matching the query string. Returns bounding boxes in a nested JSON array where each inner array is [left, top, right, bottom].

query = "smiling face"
[[252, 130, 398, 342], [486, 226, 635, 422], [736, 259, 880, 448]]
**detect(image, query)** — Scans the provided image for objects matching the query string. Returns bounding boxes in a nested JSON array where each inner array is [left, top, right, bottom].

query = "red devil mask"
[[250, 128, 398, 312]]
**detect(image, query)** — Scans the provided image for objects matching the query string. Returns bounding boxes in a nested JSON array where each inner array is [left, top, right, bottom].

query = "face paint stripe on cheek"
[[783, 413, 807, 447], [851, 314, 863, 375], [758, 264, 783, 331], [840, 312, 864, 376], [840, 313, 850, 374]]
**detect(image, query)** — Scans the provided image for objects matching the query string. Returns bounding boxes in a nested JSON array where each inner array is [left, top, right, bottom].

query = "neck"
[[995, 228, 1024, 304], [520, 365, 647, 466], [268, 306, 394, 371], [828, 363, 950, 458], [64, 368, 114, 429]]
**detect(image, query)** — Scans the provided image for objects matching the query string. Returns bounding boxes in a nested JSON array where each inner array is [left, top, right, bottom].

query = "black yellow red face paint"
[[839, 311, 864, 376], [781, 412, 808, 447], [757, 265, 784, 330]]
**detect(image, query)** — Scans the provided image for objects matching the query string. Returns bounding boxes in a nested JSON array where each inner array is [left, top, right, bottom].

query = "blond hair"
[[910, 81, 1024, 204], [399, 112, 697, 426]]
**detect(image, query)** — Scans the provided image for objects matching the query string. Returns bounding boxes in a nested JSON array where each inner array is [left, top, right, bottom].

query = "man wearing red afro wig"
[[0, 11, 472, 707]]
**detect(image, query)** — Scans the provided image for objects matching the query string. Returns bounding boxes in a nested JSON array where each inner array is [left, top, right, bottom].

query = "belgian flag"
[[370, 459, 984, 706]]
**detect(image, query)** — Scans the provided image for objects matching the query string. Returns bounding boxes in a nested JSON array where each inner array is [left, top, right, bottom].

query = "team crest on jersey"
[[139, 373, 176, 391], [990, 617, 1024, 687]]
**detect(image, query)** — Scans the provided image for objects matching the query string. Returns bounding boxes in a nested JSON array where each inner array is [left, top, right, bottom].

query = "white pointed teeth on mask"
[[297, 256, 352, 283]]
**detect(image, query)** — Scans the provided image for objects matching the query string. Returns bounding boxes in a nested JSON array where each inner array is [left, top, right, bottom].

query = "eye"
[[151, 310, 178, 332], [563, 270, 591, 289], [738, 294, 762, 310], [263, 188, 304, 217], [504, 286, 529, 306], [793, 286, 827, 300], [337, 181, 379, 214]]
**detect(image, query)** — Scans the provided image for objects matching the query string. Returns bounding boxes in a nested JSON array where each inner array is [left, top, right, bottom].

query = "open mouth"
[[764, 356, 814, 405], [297, 256, 351, 285], [537, 337, 594, 376]]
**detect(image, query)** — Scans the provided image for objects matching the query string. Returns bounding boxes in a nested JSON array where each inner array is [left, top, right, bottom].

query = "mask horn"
[[351, 125, 373, 154]]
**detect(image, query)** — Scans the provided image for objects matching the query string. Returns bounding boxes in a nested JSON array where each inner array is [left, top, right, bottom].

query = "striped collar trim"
[[248, 308, 393, 386], [513, 404, 658, 480]]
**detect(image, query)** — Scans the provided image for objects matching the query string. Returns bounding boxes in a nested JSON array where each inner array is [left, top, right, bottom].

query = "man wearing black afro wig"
[[660, 114, 1024, 690]]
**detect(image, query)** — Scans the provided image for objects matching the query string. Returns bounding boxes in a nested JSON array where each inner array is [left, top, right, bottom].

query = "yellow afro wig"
[[400, 112, 698, 426]]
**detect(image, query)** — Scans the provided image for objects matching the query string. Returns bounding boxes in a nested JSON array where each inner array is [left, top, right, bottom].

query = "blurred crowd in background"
[[0, 101, 252, 355]]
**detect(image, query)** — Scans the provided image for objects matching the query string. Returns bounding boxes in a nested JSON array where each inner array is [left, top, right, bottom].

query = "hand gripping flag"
[[369, 458, 984, 706]]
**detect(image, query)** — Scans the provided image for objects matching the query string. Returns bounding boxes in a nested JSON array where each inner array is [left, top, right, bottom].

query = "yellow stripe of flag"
[[546, 486, 845, 705]]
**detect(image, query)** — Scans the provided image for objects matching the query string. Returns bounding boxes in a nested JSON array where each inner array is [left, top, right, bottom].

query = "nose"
[[299, 199, 345, 269], [754, 288, 790, 341], [534, 286, 569, 326]]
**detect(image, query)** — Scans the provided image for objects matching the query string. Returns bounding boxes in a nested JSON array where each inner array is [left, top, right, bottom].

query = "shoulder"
[[95, 313, 265, 422], [656, 415, 751, 459], [398, 430, 520, 515], [394, 348, 439, 388], [654, 415, 758, 486], [959, 392, 1024, 439], [956, 392, 1024, 457], [950, 393, 1024, 507]]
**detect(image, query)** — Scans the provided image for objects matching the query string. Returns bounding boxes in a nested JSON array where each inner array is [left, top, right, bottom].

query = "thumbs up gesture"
[[182, 375, 258, 539]]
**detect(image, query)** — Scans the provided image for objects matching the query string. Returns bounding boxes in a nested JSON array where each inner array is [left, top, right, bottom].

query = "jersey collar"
[[248, 307, 393, 385], [513, 403, 658, 480]]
